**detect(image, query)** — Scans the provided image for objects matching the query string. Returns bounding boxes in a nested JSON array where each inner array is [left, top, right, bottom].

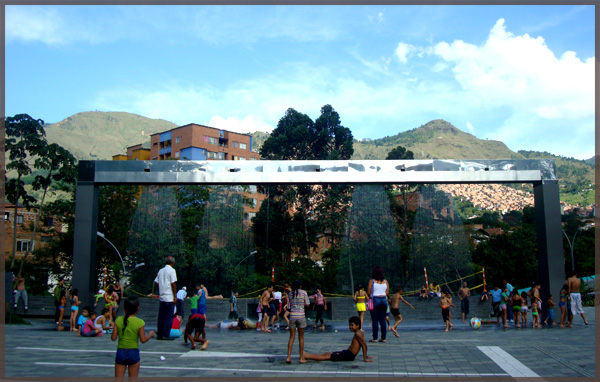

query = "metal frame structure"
[[73, 159, 563, 310]]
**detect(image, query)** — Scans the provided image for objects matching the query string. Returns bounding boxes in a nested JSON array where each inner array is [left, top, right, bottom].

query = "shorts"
[[512, 306, 521, 312], [186, 317, 206, 336], [356, 303, 366, 312], [558, 302, 565, 308], [197, 304, 207, 315], [570, 293, 585, 315], [521, 306, 528, 313], [176, 299, 184, 317], [261, 305, 270, 316], [268, 304, 277, 316], [289, 317, 307, 330], [391, 308, 400, 317], [442, 308, 450, 322], [330, 349, 356, 362], [532, 312, 538, 316], [500, 304, 507, 311], [169, 329, 182, 338], [115, 348, 140, 366], [71, 306, 79, 312], [547, 309, 555, 320], [461, 298, 470, 314]]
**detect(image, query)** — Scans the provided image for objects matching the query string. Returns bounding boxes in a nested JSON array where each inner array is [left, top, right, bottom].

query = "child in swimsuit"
[[354, 285, 368, 331], [559, 285, 569, 328], [544, 294, 555, 326], [57, 291, 67, 331], [520, 292, 528, 328], [69, 288, 81, 332], [511, 291, 521, 328], [304, 316, 374, 363], [531, 297, 540, 328]]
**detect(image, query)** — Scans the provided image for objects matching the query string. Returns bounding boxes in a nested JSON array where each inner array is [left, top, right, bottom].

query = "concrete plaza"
[[3, 307, 596, 379]]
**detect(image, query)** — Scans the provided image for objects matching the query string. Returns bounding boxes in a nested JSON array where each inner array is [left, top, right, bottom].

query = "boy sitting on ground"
[[82, 310, 103, 337], [76, 306, 91, 336], [303, 316, 374, 362]]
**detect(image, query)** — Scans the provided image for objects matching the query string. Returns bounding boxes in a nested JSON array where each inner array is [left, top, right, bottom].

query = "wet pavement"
[[3, 307, 596, 379]]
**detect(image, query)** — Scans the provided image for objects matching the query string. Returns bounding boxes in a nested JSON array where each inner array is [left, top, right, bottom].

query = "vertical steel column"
[[72, 162, 99, 307], [533, 179, 564, 320]]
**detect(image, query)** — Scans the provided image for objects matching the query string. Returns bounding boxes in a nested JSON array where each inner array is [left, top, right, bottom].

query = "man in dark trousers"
[[154, 256, 177, 340]]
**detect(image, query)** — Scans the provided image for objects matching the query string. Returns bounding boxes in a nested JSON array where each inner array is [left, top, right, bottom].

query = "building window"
[[44, 217, 54, 226], [16, 239, 33, 252], [4, 212, 9, 220], [175, 151, 180, 158], [207, 151, 218, 159], [16, 215, 24, 224], [232, 142, 239, 148], [251, 198, 257, 207], [176, 136, 180, 143], [239, 142, 247, 150], [218, 152, 225, 160]]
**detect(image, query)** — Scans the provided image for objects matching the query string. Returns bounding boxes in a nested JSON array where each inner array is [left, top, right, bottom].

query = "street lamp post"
[[97, 232, 145, 283], [562, 228, 581, 273]]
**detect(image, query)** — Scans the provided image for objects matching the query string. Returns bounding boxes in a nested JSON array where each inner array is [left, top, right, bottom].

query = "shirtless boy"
[[567, 271, 589, 326], [439, 291, 456, 332], [304, 316, 374, 363], [458, 282, 471, 323], [389, 287, 415, 337], [260, 284, 274, 332]]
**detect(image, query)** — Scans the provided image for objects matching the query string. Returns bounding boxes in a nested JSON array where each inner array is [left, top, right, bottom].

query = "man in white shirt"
[[154, 256, 177, 340]]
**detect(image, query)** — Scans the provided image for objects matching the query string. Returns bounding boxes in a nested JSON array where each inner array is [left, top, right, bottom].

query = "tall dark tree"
[[257, 105, 354, 282], [5, 114, 46, 270]]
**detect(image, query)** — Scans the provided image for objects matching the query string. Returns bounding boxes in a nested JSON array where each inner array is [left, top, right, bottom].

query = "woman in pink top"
[[310, 289, 327, 331], [367, 266, 389, 343]]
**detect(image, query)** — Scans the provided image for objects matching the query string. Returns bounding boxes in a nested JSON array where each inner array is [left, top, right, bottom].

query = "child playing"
[[57, 290, 67, 331], [184, 313, 209, 350], [353, 285, 368, 331], [511, 290, 522, 328], [500, 286, 510, 328], [69, 288, 81, 332], [82, 310, 103, 337], [390, 287, 415, 338], [303, 316, 374, 362], [95, 308, 114, 333], [76, 306, 90, 336], [520, 292, 528, 328], [439, 291, 456, 332], [559, 285, 569, 328], [531, 297, 540, 328], [111, 297, 155, 380], [544, 294, 555, 326]]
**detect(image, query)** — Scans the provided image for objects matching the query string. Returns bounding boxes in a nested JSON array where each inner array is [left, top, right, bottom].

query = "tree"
[[386, 145, 414, 160], [5, 114, 46, 270], [257, 105, 354, 280], [16, 143, 77, 277]]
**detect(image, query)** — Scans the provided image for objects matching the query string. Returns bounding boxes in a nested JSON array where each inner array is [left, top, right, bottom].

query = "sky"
[[4, 4, 596, 159]]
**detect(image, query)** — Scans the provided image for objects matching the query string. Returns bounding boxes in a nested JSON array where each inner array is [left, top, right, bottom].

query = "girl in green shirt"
[[111, 297, 155, 380]]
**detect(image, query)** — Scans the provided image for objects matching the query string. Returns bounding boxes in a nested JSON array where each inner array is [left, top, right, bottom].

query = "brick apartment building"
[[113, 123, 264, 226], [4, 204, 66, 261]]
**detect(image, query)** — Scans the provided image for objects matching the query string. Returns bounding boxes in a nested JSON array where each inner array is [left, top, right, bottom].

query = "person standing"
[[354, 284, 368, 330], [53, 279, 65, 324], [260, 284, 274, 332], [113, 281, 123, 317], [310, 289, 327, 331], [285, 280, 310, 364], [458, 282, 470, 324], [367, 266, 389, 343], [154, 256, 177, 340], [490, 284, 502, 323], [502, 280, 514, 323], [566, 271, 589, 326], [13, 273, 28, 313], [176, 286, 187, 320], [229, 291, 239, 320]]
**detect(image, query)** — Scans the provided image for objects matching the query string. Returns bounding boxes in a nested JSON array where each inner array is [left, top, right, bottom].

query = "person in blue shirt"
[[490, 285, 503, 321], [503, 280, 515, 323], [76, 306, 91, 336]]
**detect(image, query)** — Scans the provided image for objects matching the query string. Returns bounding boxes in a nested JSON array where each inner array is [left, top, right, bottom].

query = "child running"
[[389, 287, 415, 337], [304, 316, 374, 363], [111, 297, 155, 381], [439, 291, 456, 332]]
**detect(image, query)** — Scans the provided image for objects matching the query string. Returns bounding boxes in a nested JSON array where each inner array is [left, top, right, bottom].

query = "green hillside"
[[352, 119, 524, 160], [44, 111, 178, 160]]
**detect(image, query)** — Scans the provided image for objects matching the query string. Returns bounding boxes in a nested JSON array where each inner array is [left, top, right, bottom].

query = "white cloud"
[[432, 18, 594, 121], [208, 115, 273, 134], [465, 121, 474, 133], [395, 42, 416, 64]]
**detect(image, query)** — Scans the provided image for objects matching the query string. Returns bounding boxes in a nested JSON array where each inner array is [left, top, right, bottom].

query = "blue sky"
[[5, 4, 596, 159]]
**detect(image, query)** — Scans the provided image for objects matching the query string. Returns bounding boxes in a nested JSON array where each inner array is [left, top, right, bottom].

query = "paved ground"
[[3, 307, 596, 379]]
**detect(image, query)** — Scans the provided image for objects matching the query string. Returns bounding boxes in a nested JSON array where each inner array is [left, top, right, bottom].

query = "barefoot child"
[[82, 310, 103, 337], [531, 297, 540, 328], [439, 291, 455, 332], [95, 308, 114, 333], [111, 297, 155, 380], [69, 288, 81, 332], [57, 290, 67, 331], [353, 284, 368, 330], [520, 291, 528, 327], [390, 287, 415, 338], [544, 294, 555, 326], [184, 313, 209, 350], [304, 316, 374, 363]]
